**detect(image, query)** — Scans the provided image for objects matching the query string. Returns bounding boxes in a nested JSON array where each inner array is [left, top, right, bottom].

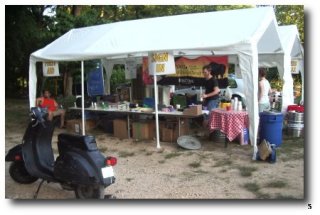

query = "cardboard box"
[[160, 119, 190, 142], [98, 118, 114, 134], [113, 119, 129, 139], [161, 127, 178, 142], [183, 105, 202, 116], [132, 121, 155, 140], [66, 119, 96, 134]]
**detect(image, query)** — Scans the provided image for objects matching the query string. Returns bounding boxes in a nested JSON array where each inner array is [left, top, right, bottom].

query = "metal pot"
[[287, 111, 304, 123], [287, 111, 304, 137], [287, 123, 304, 137]]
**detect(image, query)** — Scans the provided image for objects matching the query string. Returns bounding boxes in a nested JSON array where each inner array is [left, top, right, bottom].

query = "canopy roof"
[[279, 25, 304, 103], [31, 7, 282, 62], [278, 25, 304, 59]]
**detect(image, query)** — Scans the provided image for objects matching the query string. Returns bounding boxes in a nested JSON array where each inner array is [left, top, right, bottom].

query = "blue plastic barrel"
[[259, 112, 283, 147]]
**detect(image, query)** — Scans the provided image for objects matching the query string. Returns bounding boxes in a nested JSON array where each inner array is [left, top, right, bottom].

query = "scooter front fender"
[[5, 144, 23, 162]]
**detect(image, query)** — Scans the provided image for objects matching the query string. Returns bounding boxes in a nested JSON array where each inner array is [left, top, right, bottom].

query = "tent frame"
[[28, 7, 289, 160]]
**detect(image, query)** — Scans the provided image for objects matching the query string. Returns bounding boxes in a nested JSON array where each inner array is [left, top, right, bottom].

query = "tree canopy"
[[5, 5, 304, 98]]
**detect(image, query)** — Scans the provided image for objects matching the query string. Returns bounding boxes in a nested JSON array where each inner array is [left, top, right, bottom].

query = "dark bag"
[[76, 96, 92, 108]]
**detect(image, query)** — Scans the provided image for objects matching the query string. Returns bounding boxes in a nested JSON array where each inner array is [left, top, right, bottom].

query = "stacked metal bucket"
[[287, 111, 304, 137]]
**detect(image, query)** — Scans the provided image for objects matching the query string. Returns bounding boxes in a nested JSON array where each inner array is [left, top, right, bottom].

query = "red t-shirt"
[[40, 98, 57, 112]]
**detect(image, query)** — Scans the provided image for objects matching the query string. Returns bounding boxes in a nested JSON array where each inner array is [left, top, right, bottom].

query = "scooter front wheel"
[[74, 184, 105, 199], [9, 161, 38, 184]]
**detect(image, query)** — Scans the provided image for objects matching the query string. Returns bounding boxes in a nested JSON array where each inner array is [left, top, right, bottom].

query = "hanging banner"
[[172, 56, 228, 78], [142, 57, 154, 85], [148, 51, 176, 76], [125, 60, 137, 79], [42, 61, 60, 77], [143, 56, 228, 86], [87, 67, 105, 96]]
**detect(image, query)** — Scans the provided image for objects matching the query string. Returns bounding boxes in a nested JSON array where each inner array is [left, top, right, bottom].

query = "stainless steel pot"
[[287, 111, 304, 123], [287, 111, 304, 137]]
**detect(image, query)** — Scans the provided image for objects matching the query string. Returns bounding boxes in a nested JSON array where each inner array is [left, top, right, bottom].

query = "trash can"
[[259, 112, 283, 147]]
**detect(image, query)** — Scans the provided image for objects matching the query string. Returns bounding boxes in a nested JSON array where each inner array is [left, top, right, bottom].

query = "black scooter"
[[5, 107, 117, 199]]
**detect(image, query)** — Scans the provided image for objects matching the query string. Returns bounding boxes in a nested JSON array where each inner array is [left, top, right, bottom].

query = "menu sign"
[[148, 51, 176, 75], [125, 60, 137, 79], [42, 61, 59, 77]]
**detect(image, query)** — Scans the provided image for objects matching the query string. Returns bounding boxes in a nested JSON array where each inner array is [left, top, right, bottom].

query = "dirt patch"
[[5, 99, 304, 199]]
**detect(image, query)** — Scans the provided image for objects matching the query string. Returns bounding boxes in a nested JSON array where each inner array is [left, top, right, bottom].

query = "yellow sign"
[[42, 61, 59, 77], [148, 51, 176, 76]]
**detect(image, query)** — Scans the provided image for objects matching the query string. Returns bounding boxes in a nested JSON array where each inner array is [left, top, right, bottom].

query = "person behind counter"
[[201, 65, 221, 111], [36, 90, 66, 128]]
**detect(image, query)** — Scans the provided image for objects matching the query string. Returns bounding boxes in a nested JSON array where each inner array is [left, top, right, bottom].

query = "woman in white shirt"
[[258, 68, 272, 112]]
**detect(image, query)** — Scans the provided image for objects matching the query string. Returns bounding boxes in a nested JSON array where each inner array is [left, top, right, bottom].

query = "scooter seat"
[[58, 133, 98, 152]]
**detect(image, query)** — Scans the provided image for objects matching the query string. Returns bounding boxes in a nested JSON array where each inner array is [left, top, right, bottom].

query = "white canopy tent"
[[278, 25, 304, 105], [29, 7, 284, 159], [229, 25, 304, 112], [257, 25, 304, 112]]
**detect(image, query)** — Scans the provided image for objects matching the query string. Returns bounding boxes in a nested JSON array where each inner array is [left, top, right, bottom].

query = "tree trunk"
[[72, 5, 82, 16], [63, 70, 73, 96], [66, 75, 73, 96]]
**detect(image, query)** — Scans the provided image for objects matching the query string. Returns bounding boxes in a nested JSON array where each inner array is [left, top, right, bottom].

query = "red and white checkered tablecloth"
[[208, 109, 249, 141]]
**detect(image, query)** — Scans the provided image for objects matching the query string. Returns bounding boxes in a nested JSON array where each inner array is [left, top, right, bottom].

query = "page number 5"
[[308, 204, 312, 209]]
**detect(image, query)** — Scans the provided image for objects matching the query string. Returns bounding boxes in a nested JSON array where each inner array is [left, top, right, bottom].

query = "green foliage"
[[293, 74, 302, 86], [55, 95, 76, 109], [118, 151, 135, 158], [110, 65, 127, 93], [243, 182, 260, 193], [265, 180, 287, 188], [164, 152, 181, 159], [266, 67, 283, 91], [275, 5, 304, 42], [237, 166, 258, 177], [5, 6, 50, 97]]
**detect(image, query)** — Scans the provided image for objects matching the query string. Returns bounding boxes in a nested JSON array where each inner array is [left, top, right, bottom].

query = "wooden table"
[[69, 107, 203, 138]]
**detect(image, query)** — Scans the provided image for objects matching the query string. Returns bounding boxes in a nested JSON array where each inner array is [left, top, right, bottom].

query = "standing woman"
[[201, 65, 221, 111], [258, 68, 272, 112]]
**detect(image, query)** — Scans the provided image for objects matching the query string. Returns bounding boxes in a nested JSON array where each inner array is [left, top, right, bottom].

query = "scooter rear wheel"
[[74, 184, 105, 199], [9, 161, 38, 184]]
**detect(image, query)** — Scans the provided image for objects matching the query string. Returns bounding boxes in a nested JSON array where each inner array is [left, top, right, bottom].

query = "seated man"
[[36, 90, 66, 128]]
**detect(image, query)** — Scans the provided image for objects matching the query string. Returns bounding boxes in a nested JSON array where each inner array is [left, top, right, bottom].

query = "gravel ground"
[[5, 128, 304, 200], [5, 99, 304, 200]]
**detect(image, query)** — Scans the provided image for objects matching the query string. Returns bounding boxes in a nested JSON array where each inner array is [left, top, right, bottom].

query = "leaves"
[[275, 5, 304, 42]]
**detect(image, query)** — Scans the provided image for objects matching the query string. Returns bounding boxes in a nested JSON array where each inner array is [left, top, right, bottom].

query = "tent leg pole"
[[127, 114, 130, 139], [153, 73, 160, 149], [81, 61, 85, 136], [178, 117, 181, 136]]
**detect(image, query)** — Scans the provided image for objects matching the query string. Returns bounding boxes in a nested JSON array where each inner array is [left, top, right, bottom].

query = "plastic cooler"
[[259, 112, 284, 147], [287, 105, 304, 113]]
